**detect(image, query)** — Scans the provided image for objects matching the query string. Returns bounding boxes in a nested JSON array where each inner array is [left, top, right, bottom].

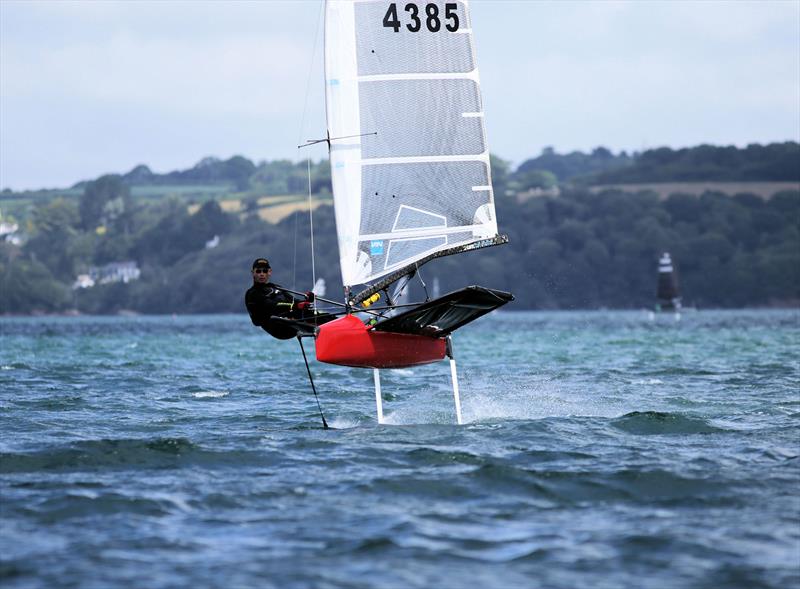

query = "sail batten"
[[358, 71, 479, 82], [359, 154, 489, 166], [360, 224, 490, 241], [325, 0, 499, 287]]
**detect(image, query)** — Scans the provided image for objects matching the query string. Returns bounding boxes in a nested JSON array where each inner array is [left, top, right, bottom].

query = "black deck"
[[267, 313, 339, 338], [372, 285, 514, 338]]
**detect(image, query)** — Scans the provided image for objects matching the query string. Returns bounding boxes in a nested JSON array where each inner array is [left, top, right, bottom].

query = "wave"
[[466, 462, 733, 506], [327, 415, 362, 429], [404, 447, 485, 467], [23, 492, 180, 522], [192, 390, 229, 398], [1, 363, 31, 371], [0, 437, 278, 473], [347, 529, 546, 563], [360, 461, 735, 510], [641, 368, 721, 377], [611, 411, 726, 435]]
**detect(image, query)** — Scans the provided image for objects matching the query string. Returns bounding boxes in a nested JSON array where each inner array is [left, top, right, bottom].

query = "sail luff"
[[325, 0, 362, 288], [464, 0, 498, 243]]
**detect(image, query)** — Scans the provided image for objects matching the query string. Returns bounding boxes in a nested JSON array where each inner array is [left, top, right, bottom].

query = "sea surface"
[[1, 310, 798, 589]]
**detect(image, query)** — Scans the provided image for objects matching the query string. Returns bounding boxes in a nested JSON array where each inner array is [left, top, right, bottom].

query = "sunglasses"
[[253, 268, 270, 274]]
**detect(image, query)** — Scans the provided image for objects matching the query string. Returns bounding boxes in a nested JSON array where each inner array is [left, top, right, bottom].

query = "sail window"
[[384, 236, 448, 270], [392, 205, 446, 232]]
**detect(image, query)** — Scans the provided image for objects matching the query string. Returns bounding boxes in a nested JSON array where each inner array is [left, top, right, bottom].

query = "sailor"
[[245, 258, 316, 340]]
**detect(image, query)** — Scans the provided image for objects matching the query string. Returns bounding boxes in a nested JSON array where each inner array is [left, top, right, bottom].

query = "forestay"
[[325, 0, 498, 287]]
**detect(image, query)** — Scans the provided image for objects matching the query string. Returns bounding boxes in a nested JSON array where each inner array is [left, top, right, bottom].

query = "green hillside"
[[1, 143, 798, 314]]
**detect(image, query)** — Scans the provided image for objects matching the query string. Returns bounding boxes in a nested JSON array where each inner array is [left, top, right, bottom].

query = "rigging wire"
[[296, 1, 324, 291], [296, 1, 324, 150], [307, 157, 316, 286], [392, 272, 414, 305], [416, 263, 431, 301], [292, 209, 298, 290]]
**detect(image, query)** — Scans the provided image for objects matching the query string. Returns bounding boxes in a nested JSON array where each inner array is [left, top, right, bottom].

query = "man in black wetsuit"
[[245, 258, 320, 340]]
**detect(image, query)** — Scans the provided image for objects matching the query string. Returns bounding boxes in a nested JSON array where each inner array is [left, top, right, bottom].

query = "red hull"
[[315, 315, 446, 369]]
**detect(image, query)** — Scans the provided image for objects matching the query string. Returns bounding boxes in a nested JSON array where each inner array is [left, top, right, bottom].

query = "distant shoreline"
[[588, 181, 800, 200], [3, 304, 798, 319]]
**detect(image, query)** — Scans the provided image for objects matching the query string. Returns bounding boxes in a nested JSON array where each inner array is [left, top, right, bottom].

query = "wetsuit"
[[245, 282, 307, 340]]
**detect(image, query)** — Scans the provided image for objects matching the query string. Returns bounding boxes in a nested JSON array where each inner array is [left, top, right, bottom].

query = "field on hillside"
[[0, 186, 333, 225], [187, 194, 333, 223]]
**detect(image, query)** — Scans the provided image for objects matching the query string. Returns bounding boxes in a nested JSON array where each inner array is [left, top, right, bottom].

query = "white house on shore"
[[73, 261, 141, 289], [0, 220, 21, 245]]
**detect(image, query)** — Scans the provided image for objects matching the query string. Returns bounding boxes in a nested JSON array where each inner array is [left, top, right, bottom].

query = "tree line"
[[1, 143, 798, 314]]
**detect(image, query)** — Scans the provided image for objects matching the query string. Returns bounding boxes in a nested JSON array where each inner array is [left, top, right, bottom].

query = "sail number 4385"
[[382, 3, 460, 33]]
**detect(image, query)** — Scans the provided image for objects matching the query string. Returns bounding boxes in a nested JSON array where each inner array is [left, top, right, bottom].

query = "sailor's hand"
[[297, 301, 313, 311], [304, 291, 315, 302]]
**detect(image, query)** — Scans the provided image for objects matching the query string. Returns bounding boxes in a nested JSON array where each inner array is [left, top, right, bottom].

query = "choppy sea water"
[[1, 310, 798, 589]]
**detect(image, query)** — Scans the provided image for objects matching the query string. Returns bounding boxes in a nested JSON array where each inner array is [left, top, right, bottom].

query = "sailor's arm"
[[270, 285, 313, 316], [245, 289, 267, 325]]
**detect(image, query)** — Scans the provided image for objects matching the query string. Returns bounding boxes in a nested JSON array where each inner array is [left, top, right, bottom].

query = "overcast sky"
[[1, 0, 798, 190]]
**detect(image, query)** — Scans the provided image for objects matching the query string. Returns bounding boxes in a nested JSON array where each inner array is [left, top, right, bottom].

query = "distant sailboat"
[[655, 252, 682, 313]]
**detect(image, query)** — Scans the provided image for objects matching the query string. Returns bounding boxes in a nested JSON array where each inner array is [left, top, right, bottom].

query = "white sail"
[[325, 0, 498, 287]]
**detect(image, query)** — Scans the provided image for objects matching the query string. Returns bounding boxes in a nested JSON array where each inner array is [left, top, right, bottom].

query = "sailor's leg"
[[373, 368, 385, 424], [446, 337, 463, 425]]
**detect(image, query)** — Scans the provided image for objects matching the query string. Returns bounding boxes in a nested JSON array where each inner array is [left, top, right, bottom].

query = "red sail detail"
[[315, 315, 446, 369]]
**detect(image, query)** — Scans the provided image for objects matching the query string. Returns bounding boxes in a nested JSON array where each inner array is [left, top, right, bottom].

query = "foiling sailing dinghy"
[[285, 0, 514, 425]]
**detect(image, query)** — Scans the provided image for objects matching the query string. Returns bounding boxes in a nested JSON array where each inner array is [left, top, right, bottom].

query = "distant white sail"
[[311, 277, 327, 297], [325, 0, 498, 287]]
